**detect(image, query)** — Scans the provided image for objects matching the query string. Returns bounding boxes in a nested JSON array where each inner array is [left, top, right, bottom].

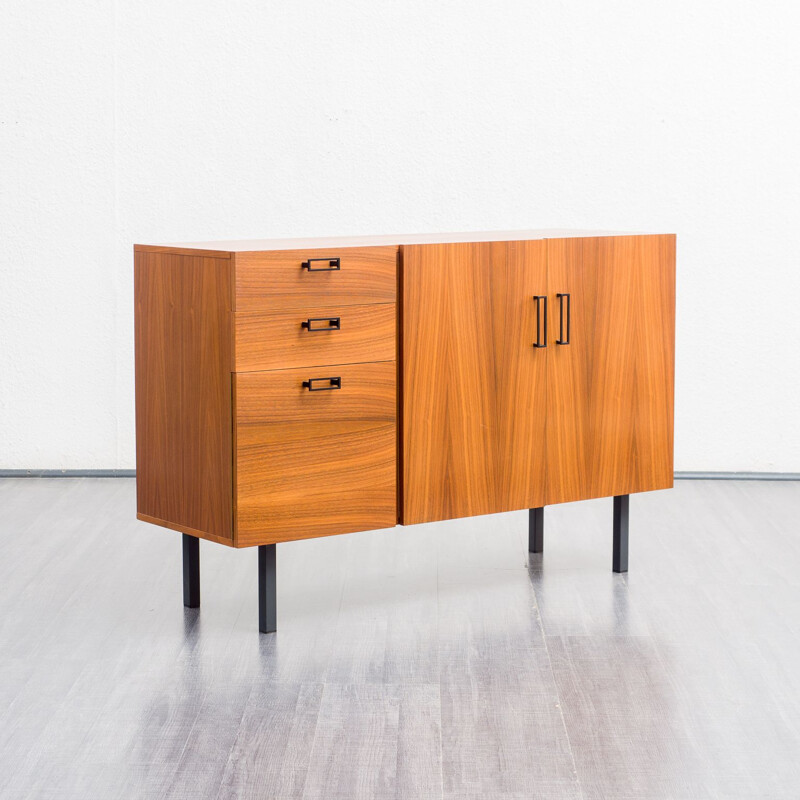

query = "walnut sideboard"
[[134, 230, 676, 632]]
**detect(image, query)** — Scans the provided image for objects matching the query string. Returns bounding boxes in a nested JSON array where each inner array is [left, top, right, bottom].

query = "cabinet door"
[[400, 241, 548, 524], [545, 235, 675, 504]]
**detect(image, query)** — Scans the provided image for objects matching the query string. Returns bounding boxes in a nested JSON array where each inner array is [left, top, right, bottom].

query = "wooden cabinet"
[[134, 230, 675, 631], [400, 234, 675, 523]]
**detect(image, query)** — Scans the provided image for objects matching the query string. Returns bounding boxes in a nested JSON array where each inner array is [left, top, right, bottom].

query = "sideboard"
[[134, 230, 676, 632]]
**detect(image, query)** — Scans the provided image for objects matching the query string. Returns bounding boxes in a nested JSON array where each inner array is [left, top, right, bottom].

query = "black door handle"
[[302, 377, 342, 391], [556, 293, 570, 345], [533, 295, 547, 348], [301, 317, 341, 332], [301, 257, 340, 271]]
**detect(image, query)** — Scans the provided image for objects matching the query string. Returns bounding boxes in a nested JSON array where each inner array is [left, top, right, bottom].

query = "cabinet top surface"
[[135, 229, 672, 254]]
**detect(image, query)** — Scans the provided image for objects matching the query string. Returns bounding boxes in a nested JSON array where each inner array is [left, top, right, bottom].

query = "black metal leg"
[[613, 494, 629, 573], [182, 534, 200, 608], [258, 544, 277, 633], [529, 507, 544, 553]]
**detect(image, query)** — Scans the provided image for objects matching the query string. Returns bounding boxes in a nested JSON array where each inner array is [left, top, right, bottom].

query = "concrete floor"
[[1, 477, 799, 799]]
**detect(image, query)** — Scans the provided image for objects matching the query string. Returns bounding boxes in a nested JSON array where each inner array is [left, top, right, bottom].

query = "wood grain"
[[135, 232, 674, 545], [234, 303, 395, 372], [135, 251, 184, 528], [134, 251, 233, 544], [182, 256, 233, 537], [302, 685, 443, 799], [135, 513, 235, 547], [234, 246, 397, 312], [234, 361, 396, 546], [400, 241, 548, 525], [544, 235, 675, 504], [134, 244, 232, 259]]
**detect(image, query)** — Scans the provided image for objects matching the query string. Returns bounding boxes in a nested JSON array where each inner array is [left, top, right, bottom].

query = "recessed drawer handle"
[[302, 257, 341, 271], [302, 377, 342, 391], [301, 317, 341, 332]]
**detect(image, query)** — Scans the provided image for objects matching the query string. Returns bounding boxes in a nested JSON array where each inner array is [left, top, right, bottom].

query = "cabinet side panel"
[[182, 256, 234, 540], [633, 234, 675, 491], [135, 251, 184, 525], [134, 251, 234, 544]]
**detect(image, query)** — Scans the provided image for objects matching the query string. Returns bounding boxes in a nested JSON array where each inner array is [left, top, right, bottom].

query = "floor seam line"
[[531, 567, 586, 800], [299, 683, 328, 800], [436, 554, 445, 800]]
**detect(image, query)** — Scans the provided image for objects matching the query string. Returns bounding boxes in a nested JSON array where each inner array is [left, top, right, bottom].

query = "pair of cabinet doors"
[[400, 235, 675, 525]]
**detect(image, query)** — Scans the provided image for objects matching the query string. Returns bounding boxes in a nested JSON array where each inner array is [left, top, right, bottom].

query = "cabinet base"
[[181, 535, 277, 632], [528, 494, 631, 573], [182, 533, 200, 608], [258, 544, 277, 634], [181, 496, 632, 632], [528, 507, 544, 553], [613, 494, 630, 573]]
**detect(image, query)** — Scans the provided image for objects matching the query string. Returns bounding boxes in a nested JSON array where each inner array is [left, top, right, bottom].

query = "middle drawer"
[[234, 303, 395, 372]]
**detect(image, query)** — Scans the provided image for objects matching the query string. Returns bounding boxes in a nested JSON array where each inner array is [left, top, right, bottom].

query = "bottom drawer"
[[234, 361, 396, 546]]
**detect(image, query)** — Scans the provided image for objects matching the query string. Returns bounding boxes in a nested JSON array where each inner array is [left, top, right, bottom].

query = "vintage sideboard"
[[134, 230, 676, 632]]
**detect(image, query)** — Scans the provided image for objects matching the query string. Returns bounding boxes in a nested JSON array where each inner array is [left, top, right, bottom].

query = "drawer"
[[234, 361, 396, 546], [234, 246, 397, 312], [234, 303, 395, 372]]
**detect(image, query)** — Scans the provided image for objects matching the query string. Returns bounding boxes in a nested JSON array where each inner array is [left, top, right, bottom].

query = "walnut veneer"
[[135, 231, 675, 548]]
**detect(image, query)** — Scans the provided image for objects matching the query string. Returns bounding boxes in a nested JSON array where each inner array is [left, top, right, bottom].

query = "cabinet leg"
[[528, 507, 544, 553], [613, 495, 629, 573], [258, 544, 277, 633], [182, 534, 200, 608]]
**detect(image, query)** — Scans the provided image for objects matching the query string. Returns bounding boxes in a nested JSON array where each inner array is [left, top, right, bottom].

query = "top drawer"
[[234, 246, 397, 312]]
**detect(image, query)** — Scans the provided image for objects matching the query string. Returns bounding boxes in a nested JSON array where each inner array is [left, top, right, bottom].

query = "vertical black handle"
[[556, 293, 571, 345], [533, 295, 547, 348]]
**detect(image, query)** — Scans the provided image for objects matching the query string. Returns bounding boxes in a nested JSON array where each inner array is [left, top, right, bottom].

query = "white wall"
[[1, 0, 799, 472]]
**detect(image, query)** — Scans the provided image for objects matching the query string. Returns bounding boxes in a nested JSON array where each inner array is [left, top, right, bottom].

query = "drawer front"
[[234, 246, 397, 312], [234, 361, 396, 545], [234, 303, 395, 372]]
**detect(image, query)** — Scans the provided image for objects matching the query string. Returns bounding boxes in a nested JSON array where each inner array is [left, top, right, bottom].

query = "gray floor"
[[1, 479, 799, 799]]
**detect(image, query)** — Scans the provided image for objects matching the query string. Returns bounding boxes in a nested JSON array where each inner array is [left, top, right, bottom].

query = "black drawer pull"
[[302, 257, 340, 271], [533, 295, 547, 348], [556, 293, 571, 345], [301, 317, 341, 332], [302, 377, 341, 391]]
